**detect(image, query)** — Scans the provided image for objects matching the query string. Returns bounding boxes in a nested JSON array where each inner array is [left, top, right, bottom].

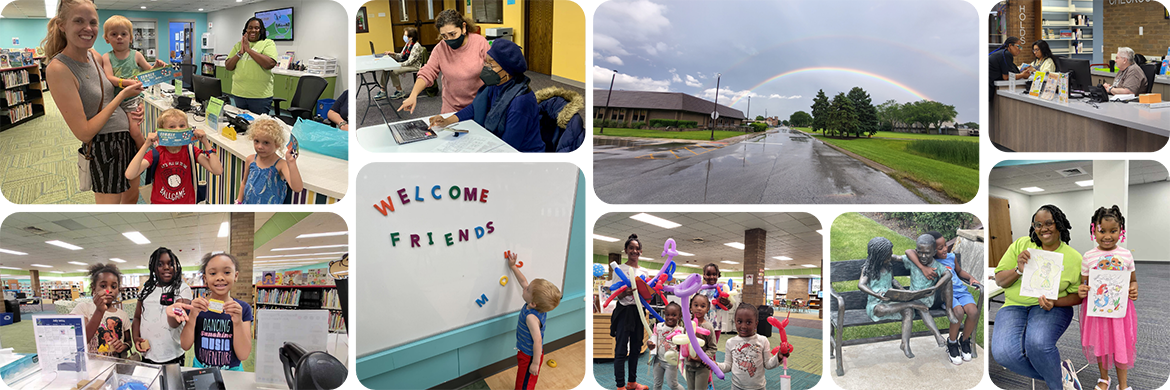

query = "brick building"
[[593, 90, 746, 129]]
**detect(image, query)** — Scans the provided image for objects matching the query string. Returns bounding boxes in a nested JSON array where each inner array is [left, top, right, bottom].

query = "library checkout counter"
[[208, 61, 338, 113], [138, 90, 347, 204], [1089, 68, 1170, 97], [990, 80, 1169, 152], [356, 115, 519, 153]]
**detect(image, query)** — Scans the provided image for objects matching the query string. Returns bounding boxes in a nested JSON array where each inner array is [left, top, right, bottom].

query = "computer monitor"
[[193, 75, 222, 108], [1055, 57, 1092, 91]]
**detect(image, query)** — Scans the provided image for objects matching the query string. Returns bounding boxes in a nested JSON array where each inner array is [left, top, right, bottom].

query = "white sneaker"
[[1061, 359, 1083, 390]]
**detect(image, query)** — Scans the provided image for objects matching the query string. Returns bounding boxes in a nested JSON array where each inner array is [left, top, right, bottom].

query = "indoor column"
[[1093, 160, 1129, 216], [229, 213, 255, 305], [742, 228, 766, 306]]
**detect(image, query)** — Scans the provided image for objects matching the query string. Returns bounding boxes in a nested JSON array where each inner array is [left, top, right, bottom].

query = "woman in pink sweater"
[[399, 9, 488, 115]]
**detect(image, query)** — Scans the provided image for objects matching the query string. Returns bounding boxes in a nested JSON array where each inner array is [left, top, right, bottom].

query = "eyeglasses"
[[1032, 220, 1056, 229]]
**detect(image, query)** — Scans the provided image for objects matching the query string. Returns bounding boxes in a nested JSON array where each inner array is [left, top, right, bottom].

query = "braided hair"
[[1029, 204, 1072, 247], [139, 247, 182, 300], [1090, 205, 1126, 232], [862, 237, 894, 282], [87, 263, 122, 296]]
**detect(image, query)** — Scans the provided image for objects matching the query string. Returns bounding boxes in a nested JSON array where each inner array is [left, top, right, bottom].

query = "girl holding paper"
[[1077, 206, 1138, 390], [990, 204, 1085, 390]]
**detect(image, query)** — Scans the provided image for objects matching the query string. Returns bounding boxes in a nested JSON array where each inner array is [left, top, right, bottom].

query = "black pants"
[[612, 303, 644, 387], [142, 355, 185, 366]]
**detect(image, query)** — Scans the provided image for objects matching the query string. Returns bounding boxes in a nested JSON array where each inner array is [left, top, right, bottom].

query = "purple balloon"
[[664, 275, 725, 379]]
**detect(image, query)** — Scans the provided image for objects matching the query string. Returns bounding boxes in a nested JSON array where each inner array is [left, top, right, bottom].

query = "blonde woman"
[[42, 0, 146, 203]]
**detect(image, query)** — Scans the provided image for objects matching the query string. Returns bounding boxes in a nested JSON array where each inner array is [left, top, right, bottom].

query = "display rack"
[[0, 53, 45, 131], [1041, 0, 1094, 58], [130, 19, 158, 62]]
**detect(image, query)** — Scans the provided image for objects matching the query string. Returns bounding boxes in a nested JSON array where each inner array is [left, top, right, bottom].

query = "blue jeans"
[[232, 96, 272, 115], [991, 305, 1073, 390]]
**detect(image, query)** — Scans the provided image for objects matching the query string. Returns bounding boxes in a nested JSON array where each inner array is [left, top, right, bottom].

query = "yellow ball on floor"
[[546, 359, 556, 368]]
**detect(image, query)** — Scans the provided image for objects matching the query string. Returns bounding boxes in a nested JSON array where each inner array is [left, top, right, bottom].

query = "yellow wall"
[[472, 0, 524, 46], [356, 0, 394, 55], [551, 0, 585, 83]]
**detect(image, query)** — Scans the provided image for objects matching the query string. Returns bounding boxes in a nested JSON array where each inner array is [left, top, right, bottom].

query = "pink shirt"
[[417, 33, 489, 114], [1081, 246, 1135, 276]]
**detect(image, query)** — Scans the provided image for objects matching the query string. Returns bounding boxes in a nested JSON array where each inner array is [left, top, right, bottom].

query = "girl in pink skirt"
[[1077, 206, 1138, 390]]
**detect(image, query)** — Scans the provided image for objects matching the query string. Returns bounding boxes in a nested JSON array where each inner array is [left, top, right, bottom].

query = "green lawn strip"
[[592, 127, 746, 140], [830, 213, 984, 347], [811, 136, 977, 202], [791, 127, 976, 142]]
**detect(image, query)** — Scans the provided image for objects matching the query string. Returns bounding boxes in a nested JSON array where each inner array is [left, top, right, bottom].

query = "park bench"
[[829, 252, 982, 376]]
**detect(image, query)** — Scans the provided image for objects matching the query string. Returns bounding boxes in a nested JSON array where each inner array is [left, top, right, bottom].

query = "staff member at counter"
[[982, 36, 1038, 100], [226, 17, 277, 115], [1103, 47, 1147, 96], [428, 39, 542, 152], [1030, 40, 1056, 73]]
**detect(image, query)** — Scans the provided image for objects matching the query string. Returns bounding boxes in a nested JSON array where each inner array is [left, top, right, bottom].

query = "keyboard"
[[390, 120, 437, 144]]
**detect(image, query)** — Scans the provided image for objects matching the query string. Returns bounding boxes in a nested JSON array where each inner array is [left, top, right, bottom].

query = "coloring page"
[[1087, 269, 1130, 318], [1020, 248, 1062, 298]]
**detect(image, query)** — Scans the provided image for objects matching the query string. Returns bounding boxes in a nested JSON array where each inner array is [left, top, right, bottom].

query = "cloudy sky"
[[593, 0, 979, 123]]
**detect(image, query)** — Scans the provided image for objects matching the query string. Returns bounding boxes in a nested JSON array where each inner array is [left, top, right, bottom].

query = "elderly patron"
[[1104, 47, 1147, 95]]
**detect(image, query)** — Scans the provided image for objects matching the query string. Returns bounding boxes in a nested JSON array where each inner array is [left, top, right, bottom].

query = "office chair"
[[1139, 63, 1158, 94], [180, 63, 196, 91], [273, 75, 328, 126]]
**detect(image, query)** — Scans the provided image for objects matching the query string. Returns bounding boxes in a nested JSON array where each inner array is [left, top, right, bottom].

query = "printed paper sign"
[[136, 66, 178, 87], [1087, 269, 1130, 318], [206, 96, 225, 128], [1020, 248, 1063, 298], [287, 133, 299, 159], [157, 128, 195, 146], [33, 315, 87, 374]]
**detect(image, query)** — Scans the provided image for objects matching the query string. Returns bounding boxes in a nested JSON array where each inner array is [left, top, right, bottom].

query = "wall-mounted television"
[[255, 7, 293, 41]]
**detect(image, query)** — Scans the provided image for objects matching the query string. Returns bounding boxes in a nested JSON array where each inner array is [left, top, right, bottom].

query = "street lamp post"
[[710, 73, 721, 141], [601, 70, 618, 134], [746, 95, 751, 125]]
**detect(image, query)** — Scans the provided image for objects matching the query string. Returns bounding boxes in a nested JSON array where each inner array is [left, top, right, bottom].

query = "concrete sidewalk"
[[831, 337, 984, 390]]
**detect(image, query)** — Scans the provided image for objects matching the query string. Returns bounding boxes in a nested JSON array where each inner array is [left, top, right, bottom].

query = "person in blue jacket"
[[428, 39, 543, 152]]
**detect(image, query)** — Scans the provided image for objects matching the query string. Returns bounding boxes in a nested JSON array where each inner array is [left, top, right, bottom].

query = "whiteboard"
[[253, 309, 329, 387], [355, 163, 578, 356]]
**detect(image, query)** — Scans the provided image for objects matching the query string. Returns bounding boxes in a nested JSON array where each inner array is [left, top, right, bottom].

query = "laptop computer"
[[371, 41, 384, 58], [371, 98, 436, 144]]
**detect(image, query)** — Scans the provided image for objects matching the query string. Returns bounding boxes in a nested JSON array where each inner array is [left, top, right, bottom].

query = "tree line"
[[784, 87, 967, 138]]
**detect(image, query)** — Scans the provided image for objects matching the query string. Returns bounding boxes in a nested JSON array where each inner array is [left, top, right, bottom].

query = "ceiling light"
[[0, 248, 28, 255], [0, 266, 21, 270], [140, 6, 146, 9], [68, 261, 87, 266], [592, 234, 620, 242], [198, 8, 204, 11], [296, 231, 347, 239], [46, 240, 83, 250], [676, 251, 694, 256], [724, 242, 745, 250], [637, 256, 654, 261], [1021, 187, 1045, 193], [720, 260, 738, 264], [75, 269, 86, 272], [50, 271, 64, 274], [254, 251, 347, 259], [136, 266, 147, 269], [122, 232, 151, 245], [31, 264, 52, 268], [110, 258, 126, 263], [802, 264, 818, 268], [1075, 180, 1093, 187], [271, 244, 348, 251], [218, 222, 229, 238], [629, 213, 681, 229], [44, 0, 57, 16], [773, 256, 793, 260]]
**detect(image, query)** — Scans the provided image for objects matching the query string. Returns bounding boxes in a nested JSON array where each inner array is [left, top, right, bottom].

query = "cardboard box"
[[1139, 93, 1162, 104]]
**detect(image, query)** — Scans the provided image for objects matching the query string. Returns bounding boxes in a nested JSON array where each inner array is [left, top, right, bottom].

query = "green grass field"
[[789, 128, 978, 202], [830, 213, 985, 347], [792, 127, 977, 142], [593, 127, 746, 140]]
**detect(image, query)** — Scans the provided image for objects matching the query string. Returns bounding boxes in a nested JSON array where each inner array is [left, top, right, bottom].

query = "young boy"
[[507, 251, 562, 390], [101, 15, 167, 95], [903, 234, 959, 324], [908, 231, 981, 365], [124, 109, 223, 204]]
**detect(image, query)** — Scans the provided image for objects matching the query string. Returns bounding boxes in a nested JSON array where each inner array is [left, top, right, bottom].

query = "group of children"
[[612, 234, 788, 390], [69, 249, 255, 370], [100, 14, 302, 204]]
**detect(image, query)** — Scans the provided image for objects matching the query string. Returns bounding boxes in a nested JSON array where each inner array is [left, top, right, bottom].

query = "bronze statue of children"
[[905, 234, 961, 325], [858, 237, 952, 358]]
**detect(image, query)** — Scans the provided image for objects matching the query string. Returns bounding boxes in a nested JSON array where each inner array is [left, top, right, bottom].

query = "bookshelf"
[[254, 285, 346, 333], [119, 286, 140, 302], [1041, 0, 1094, 58], [49, 287, 80, 301], [0, 50, 45, 131]]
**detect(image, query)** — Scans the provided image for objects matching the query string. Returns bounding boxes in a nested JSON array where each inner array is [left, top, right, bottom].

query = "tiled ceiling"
[[0, 212, 346, 274], [253, 213, 348, 272], [2, 0, 271, 18], [990, 160, 1168, 196], [593, 213, 823, 272], [0, 208, 229, 271]]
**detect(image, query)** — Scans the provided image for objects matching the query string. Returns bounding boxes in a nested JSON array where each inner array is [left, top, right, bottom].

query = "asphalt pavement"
[[592, 127, 926, 204]]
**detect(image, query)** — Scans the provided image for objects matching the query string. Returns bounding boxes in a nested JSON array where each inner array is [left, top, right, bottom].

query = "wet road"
[[592, 128, 925, 204]]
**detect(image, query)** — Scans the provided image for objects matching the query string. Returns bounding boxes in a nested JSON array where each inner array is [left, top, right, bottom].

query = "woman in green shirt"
[[225, 17, 277, 115], [991, 205, 1085, 390]]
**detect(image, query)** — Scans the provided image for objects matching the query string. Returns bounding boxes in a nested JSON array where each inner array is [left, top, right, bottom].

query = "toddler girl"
[[1077, 206, 1138, 390], [715, 303, 780, 390], [238, 117, 303, 204], [684, 294, 716, 390]]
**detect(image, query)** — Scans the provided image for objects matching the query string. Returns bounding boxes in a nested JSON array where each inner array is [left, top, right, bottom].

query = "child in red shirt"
[[125, 109, 223, 204]]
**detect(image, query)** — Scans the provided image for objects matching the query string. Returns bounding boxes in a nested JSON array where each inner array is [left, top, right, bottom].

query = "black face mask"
[[445, 33, 465, 50], [480, 66, 502, 86]]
